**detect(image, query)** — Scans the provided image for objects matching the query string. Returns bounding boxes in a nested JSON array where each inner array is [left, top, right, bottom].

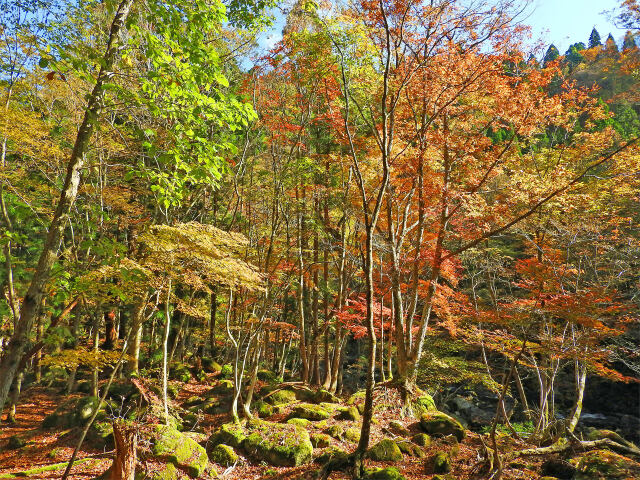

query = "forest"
[[0, 0, 639, 479]]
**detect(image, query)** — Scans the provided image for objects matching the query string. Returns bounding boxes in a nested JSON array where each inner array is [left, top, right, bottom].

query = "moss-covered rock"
[[88, 421, 114, 449], [344, 427, 361, 443], [253, 400, 274, 418], [201, 358, 222, 373], [290, 403, 330, 421], [209, 422, 246, 449], [432, 451, 452, 474], [419, 412, 465, 442], [151, 424, 208, 478], [336, 406, 360, 422], [209, 444, 239, 467], [540, 457, 576, 479], [266, 388, 297, 406], [257, 369, 278, 383], [411, 394, 437, 416], [314, 446, 349, 465], [388, 420, 410, 437], [313, 389, 340, 404], [169, 362, 192, 383], [211, 379, 234, 395], [136, 462, 181, 480], [7, 435, 26, 449], [220, 364, 233, 378], [366, 439, 403, 462], [287, 418, 312, 428], [347, 391, 366, 405], [575, 450, 640, 479], [396, 440, 425, 458], [325, 424, 344, 440], [364, 467, 406, 480], [242, 419, 313, 467], [411, 433, 431, 446], [310, 433, 331, 448]]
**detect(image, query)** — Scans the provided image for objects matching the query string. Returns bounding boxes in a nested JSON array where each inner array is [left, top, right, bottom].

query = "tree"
[[606, 33, 620, 53], [589, 27, 602, 48], [623, 30, 638, 50], [543, 44, 560, 65]]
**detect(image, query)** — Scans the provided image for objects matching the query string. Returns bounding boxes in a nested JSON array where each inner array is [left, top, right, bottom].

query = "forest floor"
[[0, 377, 635, 480]]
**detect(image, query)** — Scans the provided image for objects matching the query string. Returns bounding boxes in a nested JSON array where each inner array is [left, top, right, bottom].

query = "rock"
[[201, 358, 222, 373], [347, 391, 365, 406], [211, 379, 234, 395], [136, 462, 181, 480], [287, 418, 312, 428], [541, 458, 576, 479], [290, 403, 330, 421], [209, 444, 239, 467], [336, 406, 360, 422], [209, 423, 246, 448], [151, 424, 208, 478], [396, 440, 425, 458], [585, 428, 635, 448], [7, 435, 25, 449], [366, 439, 403, 462], [344, 427, 361, 443], [411, 394, 437, 416], [313, 389, 340, 404], [183, 396, 203, 408], [314, 446, 348, 465], [575, 450, 640, 479], [432, 451, 452, 474], [220, 364, 233, 378], [253, 400, 274, 418], [432, 475, 456, 480], [449, 395, 493, 428], [325, 424, 344, 440], [364, 467, 406, 480], [388, 420, 410, 437], [420, 412, 465, 442], [266, 388, 297, 405], [169, 362, 192, 382], [242, 419, 313, 467], [257, 369, 278, 383], [411, 433, 431, 446], [88, 421, 114, 449], [310, 433, 331, 448]]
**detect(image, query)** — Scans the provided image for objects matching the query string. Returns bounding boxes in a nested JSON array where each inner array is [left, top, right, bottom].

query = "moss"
[[433, 451, 452, 474], [419, 412, 465, 442], [140, 462, 180, 480], [366, 439, 403, 462], [336, 406, 360, 422], [201, 358, 222, 373], [575, 450, 639, 479], [209, 422, 246, 448], [364, 467, 406, 480], [411, 394, 437, 416], [411, 433, 431, 446], [310, 433, 331, 448], [347, 391, 366, 405], [313, 389, 339, 404], [220, 364, 233, 378], [314, 446, 348, 465], [169, 362, 192, 382], [88, 421, 114, 449], [325, 424, 344, 440], [287, 417, 312, 428], [316, 420, 328, 429], [290, 403, 330, 421], [209, 444, 238, 467], [388, 420, 410, 437], [266, 388, 297, 406], [211, 379, 234, 395], [253, 400, 273, 418], [152, 424, 209, 478], [256, 369, 278, 383], [7, 435, 25, 450], [242, 419, 313, 467], [396, 440, 425, 458], [344, 427, 361, 443]]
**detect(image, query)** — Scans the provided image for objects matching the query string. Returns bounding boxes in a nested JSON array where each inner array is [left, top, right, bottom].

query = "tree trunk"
[[209, 288, 217, 355], [126, 300, 146, 374], [0, 0, 135, 414], [162, 279, 172, 424], [111, 420, 137, 480]]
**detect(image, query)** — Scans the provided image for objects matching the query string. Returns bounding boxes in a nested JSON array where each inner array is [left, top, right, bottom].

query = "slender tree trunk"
[[567, 361, 587, 434], [125, 299, 146, 374], [0, 0, 135, 414], [92, 313, 100, 397], [162, 279, 172, 424], [6, 372, 22, 423], [209, 288, 217, 355], [111, 420, 137, 480]]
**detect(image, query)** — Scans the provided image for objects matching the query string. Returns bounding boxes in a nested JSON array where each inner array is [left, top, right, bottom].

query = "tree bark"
[[0, 0, 136, 414], [111, 420, 137, 480]]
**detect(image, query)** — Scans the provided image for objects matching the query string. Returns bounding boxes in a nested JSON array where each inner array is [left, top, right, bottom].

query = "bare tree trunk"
[[567, 361, 587, 434], [111, 420, 137, 480], [209, 287, 217, 355], [0, 0, 135, 414], [6, 372, 22, 423], [162, 279, 172, 424]]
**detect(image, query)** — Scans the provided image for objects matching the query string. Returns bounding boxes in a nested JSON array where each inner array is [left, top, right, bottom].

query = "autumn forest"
[[1, 1, 639, 479]]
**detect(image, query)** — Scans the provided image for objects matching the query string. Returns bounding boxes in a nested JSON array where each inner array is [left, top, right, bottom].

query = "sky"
[[258, 0, 629, 56], [526, 0, 627, 53]]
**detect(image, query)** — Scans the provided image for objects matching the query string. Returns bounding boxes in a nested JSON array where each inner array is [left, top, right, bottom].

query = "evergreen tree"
[[543, 44, 560, 65], [623, 30, 637, 50], [606, 33, 620, 53], [565, 42, 586, 65], [589, 27, 602, 48]]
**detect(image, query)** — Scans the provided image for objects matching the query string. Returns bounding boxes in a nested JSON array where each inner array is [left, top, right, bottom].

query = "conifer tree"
[[623, 30, 637, 50], [589, 27, 602, 48], [606, 33, 620, 53], [543, 44, 560, 65]]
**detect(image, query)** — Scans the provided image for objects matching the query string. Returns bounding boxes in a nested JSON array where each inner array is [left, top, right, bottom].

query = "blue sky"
[[526, 0, 627, 53], [258, 0, 628, 56]]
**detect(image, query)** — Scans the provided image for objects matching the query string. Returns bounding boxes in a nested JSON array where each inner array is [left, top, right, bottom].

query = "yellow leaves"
[[41, 347, 125, 371]]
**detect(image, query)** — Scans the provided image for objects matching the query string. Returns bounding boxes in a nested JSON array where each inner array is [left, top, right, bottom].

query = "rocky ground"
[[0, 367, 638, 480]]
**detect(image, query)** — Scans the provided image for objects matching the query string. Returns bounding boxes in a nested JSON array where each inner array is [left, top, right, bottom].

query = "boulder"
[[208, 423, 246, 448], [313, 389, 340, 404], [257, 369, 278, 383], [7, 435, 25, 449], [325, 424, 344, 440], [88, 421, 114, 449], [419, 412, 465, 442], [265, 388, 297, 406], [315, 446, 348, 465], [287, 418, 312, 428], [136, 462, 180, 480], [310, 433, 331, 448], [364, 467, 406, 480], [344, 427, 361, 443], [388, 420, 410, 437], [201, 357, 222, 373], [432, 451, 452, 474], [219, 364, 233, 378], [209, 444, 239, 467], [151, 424, 208, 478], [336, 406, 360, 422], [211, 379, 234, 395], [366, 439, 403, 462], [541, 458, 576, 479], [411, 433, 431, 446], [253, 400, 273, 418], [575, 450, 640, 479], [169, 362, 192, 383], [396, 440, 425, 458], [242, 419, 313, 467], [411, 394, 437, 416], [290, 403, 330, 421]]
